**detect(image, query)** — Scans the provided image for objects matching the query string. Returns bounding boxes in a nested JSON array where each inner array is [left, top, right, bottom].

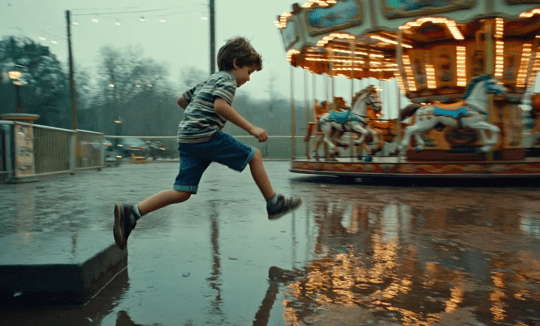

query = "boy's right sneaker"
[[113, 203, 137, 250], [267, 195, 303, 220]]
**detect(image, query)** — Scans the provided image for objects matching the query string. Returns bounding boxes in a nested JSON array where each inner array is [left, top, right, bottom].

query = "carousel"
[[276, 0, 540, 178]]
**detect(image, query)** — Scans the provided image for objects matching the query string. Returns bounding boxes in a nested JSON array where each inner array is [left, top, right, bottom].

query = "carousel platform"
[[291, 154, 540, 178]]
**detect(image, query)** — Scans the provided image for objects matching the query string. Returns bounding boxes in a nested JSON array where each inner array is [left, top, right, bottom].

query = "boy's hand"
[[249, 126, 268, 142]]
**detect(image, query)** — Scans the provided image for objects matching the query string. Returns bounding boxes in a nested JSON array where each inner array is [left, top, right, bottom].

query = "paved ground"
[[1, 160, 540, 325]]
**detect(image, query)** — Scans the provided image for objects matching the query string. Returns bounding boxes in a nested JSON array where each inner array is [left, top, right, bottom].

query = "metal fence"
[[33, 125, 73, 175], [0, 121, 105, 183], [105, 135, 303, 161]]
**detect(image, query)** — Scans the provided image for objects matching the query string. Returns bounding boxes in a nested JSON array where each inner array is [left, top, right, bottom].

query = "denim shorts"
[[173, 131, 257, 194]]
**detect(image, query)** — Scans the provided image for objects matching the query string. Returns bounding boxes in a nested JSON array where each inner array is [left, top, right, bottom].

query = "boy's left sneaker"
[[267, 195, 303, 220], [113, 203, 137, 250]]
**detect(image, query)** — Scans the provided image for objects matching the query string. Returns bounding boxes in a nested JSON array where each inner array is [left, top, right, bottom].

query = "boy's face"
[[230, 62, 257, 88]]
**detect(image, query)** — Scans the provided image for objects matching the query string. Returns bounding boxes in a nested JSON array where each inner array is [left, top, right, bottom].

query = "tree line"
[[0, 36, 308, 138]]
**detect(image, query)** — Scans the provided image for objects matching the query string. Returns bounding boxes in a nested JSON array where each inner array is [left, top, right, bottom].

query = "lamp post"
[[2, 65, 38, 123], [8, 65, 24, 113]]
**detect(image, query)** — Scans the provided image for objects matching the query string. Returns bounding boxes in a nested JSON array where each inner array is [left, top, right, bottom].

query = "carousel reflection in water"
[[276, 185, 540, 325]]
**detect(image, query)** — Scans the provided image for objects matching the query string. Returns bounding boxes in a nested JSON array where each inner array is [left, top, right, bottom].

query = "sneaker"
[[113, 203, 137, 250], [267, 195, 303, 220]]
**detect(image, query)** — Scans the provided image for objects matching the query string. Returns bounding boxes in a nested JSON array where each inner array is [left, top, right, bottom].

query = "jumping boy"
[[113, 37, 302, 250]]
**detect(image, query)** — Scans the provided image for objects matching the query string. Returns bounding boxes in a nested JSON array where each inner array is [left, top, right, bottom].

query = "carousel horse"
[[367, 106, 399, 144], [312, 85, 382, 161], [304, 97, 349, 158], [398, 74, 506, 153]]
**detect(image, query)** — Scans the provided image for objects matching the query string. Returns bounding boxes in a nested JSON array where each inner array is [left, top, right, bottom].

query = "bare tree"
[[95, 44, 169, 107], [179, 66, 209, 91]]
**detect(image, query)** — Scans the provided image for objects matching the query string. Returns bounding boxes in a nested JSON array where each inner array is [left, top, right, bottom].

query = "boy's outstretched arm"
[[214, 97, 268, 142]]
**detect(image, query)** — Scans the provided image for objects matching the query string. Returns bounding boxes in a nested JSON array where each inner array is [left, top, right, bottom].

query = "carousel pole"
[[313, 73, 316, 105], [350, 38, 355, 161], [330, 49, 335, 101], [304, 69, 310, 134], [304, 69, 310, 158], [485, 19, 495, 161], [291, 65, 296, 160], [396, 29, 403, 165], [328, 50, 335, 161]]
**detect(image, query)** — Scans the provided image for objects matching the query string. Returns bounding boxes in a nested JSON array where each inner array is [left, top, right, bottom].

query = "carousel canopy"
[[276, 0, 540, 102]]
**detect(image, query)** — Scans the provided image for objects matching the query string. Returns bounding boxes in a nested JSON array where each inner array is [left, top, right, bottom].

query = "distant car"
[[146, 140, 167, 159], [118, 137, 149, 158]]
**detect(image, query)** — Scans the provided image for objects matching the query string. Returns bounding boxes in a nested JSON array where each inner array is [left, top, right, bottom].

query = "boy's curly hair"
[[217, 37, 262, 72]]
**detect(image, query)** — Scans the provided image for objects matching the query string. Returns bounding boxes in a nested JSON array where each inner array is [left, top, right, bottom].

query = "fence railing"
[[104, 134, 389, 161], [105, 135, 304, 161], [0, 120, 105, 183]]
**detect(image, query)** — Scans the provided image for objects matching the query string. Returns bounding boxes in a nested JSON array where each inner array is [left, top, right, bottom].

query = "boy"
[[113, 37, 302, 250]]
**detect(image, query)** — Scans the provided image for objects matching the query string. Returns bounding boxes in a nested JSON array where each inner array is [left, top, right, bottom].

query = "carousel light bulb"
[[520, 8, 540, 18], [286, 49, 300, 62], [276, 12, 292, 29], [302, 0, 336, 8], [400, 17, 463, 40]]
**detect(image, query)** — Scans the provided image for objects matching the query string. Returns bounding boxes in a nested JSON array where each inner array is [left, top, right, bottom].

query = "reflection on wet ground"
[[282, 175, 540, 325], [1, 162, 540, 325]]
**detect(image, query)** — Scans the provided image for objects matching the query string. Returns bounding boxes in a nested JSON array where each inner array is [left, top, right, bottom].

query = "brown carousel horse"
[[367, 107, 399, 144], [304, 97, 349, 158]]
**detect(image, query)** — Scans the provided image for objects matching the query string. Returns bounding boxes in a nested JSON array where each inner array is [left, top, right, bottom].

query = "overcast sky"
[[0, 0, 345, 101], [1, 0, 537, 112]]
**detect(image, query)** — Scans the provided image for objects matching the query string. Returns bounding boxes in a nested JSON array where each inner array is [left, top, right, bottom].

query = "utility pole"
[[210, 0, 216, 74], [66, 10, 78, 130]]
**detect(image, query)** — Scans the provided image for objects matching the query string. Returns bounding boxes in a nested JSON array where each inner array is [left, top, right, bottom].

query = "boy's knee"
[[174, 191, 191, 203], [251, 149, 262, 163]]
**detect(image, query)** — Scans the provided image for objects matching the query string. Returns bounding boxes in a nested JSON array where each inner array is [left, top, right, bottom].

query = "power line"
[[39, 30, 66, 40], [71, 6, 141, 11], [73, 6, 199, 16], [45, 22, 65, 32]]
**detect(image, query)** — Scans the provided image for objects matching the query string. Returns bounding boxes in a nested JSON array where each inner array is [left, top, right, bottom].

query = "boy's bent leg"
[[249, 150, 275, 200], [137, 190, 191, 215]]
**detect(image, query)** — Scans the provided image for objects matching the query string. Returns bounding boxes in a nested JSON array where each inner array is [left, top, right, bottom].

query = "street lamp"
[[2, 64, 38, 123], [8, 65, 24, 113]]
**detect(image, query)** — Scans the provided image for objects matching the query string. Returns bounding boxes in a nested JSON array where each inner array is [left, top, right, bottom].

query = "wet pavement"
[[1, 160, 540, 325]]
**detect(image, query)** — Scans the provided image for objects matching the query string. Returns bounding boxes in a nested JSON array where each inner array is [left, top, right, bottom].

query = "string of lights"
[[3, 4, 209, 46]]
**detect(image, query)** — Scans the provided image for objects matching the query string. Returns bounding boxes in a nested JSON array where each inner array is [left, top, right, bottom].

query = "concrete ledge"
[[0, 231, 127, 305]]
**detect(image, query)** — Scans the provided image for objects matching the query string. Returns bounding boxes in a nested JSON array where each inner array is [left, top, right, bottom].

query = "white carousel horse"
[[312, 85, 382, 161], [398, 74, 507, 153]]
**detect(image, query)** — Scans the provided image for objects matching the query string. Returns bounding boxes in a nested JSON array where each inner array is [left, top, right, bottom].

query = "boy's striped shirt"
[[177, 71, 236, 143]]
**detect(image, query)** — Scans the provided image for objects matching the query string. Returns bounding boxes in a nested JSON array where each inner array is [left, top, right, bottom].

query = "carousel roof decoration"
[[399, 17, 465, 41], [301, 0, 337, 8]]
